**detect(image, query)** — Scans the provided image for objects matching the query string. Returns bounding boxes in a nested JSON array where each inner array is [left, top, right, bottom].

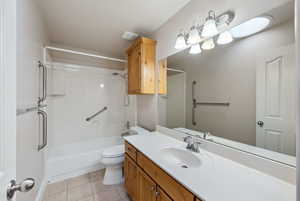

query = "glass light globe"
[[217, 31, 233, 45], [201, 39, 215, 50], [175, 33, 187, 49], [189, 44, 202, 54], [201, 19, 218, 37], [187, 26, 201, 45]]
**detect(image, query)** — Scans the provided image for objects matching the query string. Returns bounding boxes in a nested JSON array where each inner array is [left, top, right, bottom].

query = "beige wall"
[[168, 20, 294, 145], [16, 0, 49, 200]]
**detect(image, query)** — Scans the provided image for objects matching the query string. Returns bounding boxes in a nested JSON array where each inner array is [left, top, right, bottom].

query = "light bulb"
[[201, 39, 215, 50], [189, 44, 202, 54], [174, 33, 187, 49], [217, 31, 233, 45], [187, 26, 201, 45]]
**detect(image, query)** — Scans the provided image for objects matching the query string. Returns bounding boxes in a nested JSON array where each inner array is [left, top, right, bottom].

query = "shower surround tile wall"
[[47, 65, 136, 147]]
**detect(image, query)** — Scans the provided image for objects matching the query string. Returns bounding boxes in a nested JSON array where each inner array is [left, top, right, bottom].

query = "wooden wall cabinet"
[[126, 37, 157, 94], [158, 59, 167, 94], [124, 141, 202, 201]]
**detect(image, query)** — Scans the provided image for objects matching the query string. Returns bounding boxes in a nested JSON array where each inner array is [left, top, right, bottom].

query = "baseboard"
[[34, 176, 48, 201], [47, 164, 105, 184]]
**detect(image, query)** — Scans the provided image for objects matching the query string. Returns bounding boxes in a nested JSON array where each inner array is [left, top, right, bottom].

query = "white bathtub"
[[46, 136, 123, 183]]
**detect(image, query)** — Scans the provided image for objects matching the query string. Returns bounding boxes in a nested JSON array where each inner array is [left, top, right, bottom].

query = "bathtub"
[[46, 136, 123, 183]]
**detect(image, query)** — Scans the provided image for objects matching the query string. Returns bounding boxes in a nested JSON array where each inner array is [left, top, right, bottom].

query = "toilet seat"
[[102, 144, 124, 158]]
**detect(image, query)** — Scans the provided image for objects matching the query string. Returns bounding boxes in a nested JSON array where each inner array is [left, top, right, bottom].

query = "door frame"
[[0, 0, 17, 199]]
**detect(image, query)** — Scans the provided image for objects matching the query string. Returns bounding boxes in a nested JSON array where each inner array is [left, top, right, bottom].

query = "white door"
[[0, 0, 17, 200], [256, 45, 296, 155]]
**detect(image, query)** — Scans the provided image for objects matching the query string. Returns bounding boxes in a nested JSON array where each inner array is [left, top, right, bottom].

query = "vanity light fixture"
[[189, 44, 202, 54], [202, 11, 219, 37], [230, 16, 272, 38], [175, 32, 188, 49], [217, 31, 233, 45], [201, 38, 215, 50], [174, 10, 235, 53], [187, 26, 201, 45]]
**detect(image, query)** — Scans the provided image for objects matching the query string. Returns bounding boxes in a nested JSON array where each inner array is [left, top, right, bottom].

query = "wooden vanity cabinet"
[[137, 168, 172, 201], [124, 154, 138, 201], [125, 141, 137, 161], [137, 167, 157, 201], [126, 37, 157, 94], [124, 141, 200, 201], [137, 152, 194, 201], [157, 187, 172, 201]]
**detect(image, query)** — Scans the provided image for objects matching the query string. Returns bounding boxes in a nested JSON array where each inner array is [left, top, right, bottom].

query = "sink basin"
[[160, 147, 201, 168]]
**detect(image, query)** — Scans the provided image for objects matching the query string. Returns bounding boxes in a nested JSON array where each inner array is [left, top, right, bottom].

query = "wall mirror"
[[157, 1, 296, 167]]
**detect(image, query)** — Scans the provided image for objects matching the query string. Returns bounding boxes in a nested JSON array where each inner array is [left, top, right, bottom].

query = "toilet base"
[[103, 164, 124, 185]]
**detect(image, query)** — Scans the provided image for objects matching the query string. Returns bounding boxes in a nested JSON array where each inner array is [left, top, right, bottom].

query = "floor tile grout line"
[[44, 170, 125, 201]]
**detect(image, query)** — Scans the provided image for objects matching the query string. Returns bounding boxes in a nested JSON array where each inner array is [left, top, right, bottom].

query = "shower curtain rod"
[[44, 46, 126, 63]]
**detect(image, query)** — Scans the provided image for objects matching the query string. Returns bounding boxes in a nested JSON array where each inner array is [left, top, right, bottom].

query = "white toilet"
[[101, 126, 150, 185], [101, 144, 125, 185]]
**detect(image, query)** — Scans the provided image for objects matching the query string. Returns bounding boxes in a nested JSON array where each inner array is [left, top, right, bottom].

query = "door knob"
[[257, 121, 264, 127], [7, 178, 35, 201]]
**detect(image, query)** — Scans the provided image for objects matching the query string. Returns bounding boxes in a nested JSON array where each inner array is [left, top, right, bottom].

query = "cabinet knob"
[[150, 186, 155, 191], [155, 191, 160, 197]]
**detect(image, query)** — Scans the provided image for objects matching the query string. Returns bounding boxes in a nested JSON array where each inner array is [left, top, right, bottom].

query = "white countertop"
[[124, 132, 296, 201]]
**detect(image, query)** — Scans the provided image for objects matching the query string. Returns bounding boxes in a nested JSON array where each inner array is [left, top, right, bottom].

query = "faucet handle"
[[183, 136, 193, 143], [203, 132, 211, 139], [183, 136, 193, 149], [191, 141, 201, 153]]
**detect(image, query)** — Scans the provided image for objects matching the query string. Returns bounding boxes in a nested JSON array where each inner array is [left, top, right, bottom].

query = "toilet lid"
[[102, 145, 125, 157]]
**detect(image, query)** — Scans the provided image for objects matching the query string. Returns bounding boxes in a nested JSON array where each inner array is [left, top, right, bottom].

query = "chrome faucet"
[[183, 136, 201, 153], [203, 132, 210, 139]]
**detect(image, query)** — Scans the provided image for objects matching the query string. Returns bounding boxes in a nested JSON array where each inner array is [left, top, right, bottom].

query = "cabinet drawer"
[[125, 141, 137, 161], [137, 152, 194, 201]]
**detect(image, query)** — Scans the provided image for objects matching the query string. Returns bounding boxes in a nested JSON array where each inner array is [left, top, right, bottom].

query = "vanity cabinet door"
[[137, 167, 157, 201], [125, 154, 138, 201], [157, 187, 172, 201]]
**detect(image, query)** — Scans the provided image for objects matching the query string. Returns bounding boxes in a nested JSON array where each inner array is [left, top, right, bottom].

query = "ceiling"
[[37, 0, 191, 60]]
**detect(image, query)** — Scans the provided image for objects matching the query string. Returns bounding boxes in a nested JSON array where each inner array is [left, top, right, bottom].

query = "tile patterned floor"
[[43, 170, 130, 201]]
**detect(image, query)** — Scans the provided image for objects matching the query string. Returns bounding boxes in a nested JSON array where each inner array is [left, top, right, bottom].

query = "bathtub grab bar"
[[86, 106, 108, 122], [38, 109, 48, 151], [38, 61, 47, 105], [17, 104, 47, 116]]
